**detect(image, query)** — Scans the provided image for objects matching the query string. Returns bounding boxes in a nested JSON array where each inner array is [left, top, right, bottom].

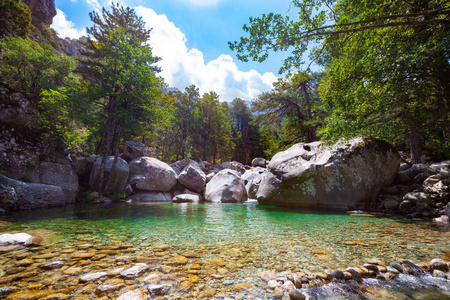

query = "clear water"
[[1, 201, 449, 299]]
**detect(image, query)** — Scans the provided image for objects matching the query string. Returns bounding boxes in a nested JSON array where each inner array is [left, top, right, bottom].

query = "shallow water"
[[1, 201, 449, 299]]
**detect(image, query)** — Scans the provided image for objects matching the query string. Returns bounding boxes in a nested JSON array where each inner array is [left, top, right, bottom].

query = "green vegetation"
[[230, 0, 450, 162], [0, 0, 448, 172]]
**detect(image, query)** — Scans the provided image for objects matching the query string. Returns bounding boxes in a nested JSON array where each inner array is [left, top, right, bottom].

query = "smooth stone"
[[0, 233, 34, 245], [386, 266, 400, 274], [289, 289, 306, 300], [430, 259, 449, 272], [433, 269, 447, 279], [120, 263, 149, 278], [282, 280, 295, 292], [331, 269, 344, 279], [117, 289, 147, 300], [41, 261, 64, 270], [390, 262, 404, 273], [148, 284, 171, 296], [345, 267, 362, 281], [267, 279, 279, 289], [258, 270, 277, 281], [79, 271, 108, 282], [95, 284, 124, 295]]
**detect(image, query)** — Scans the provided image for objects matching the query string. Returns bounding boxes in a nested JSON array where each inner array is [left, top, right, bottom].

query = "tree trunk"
[[98, 115, 115, 202], [105, 123, 123, 193], [409, 129, 421, 164]]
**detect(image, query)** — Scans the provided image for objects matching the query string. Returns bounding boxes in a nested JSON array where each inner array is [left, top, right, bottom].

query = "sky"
[[51, 0, 300, 102]]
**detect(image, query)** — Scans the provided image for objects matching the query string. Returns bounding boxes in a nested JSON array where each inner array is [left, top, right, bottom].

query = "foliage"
[[0, 0, 31, 38], [0, 37, 77, 103], [231, 0, 450, 161]]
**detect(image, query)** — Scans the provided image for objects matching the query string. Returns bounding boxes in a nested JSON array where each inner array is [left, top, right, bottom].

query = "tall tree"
[[230, 0, 450, 161], [77, 4, 161, 196]]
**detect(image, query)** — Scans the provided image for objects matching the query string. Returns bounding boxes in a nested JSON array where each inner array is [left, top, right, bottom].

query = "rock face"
[[89, 156, 129, 193], [130, 192, 172, 202], [122, 141, 156, 161], [22, 0, 57, 31], [38, 160, 78, 204], [129, 157, 177, 192], [252, 157, 267, 168], [0, 175, 66, 210], [172, 159, 206, 193], [205, 169, 248, 203], [256, 137, 400, 210]]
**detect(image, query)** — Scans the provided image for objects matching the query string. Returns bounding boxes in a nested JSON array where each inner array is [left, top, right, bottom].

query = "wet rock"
[[232, 283, 252, 291], [0, 233, 34, 245], [131, 192, 172, 202], [172, 194, 200, 203], [41, 261, 63, 270], [62, 266, 83, 275], [345, 268, 361, 281], [383, 199, 399, 210], [430, 259, 449, 272], [384, 272, 398, 280], [433, 215, 449, 223], [331, 269, 344, 279], [95, 284, 124, 295], [179, 280, 194, 292], [148, 284, 171, 296], [129, 157, 176, 192], [205, 169, 248, 203], [390, 262, 404, 273], [117, 289, 147, 300], [433, 269, 447, 279], [172, 256, 188, 265], [89, 156, 129, 193], [120, 263, 149, 278], [399, 200, 415, 212], [4, 289, 54, 300], [79, 271, 108, 282], [256, 138, 400, 209], [289, 289, 306, 300]]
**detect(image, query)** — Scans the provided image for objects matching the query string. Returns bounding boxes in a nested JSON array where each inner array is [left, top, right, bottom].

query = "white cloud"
[[135, 6, 277, 101], [51, 9, 86, 39]]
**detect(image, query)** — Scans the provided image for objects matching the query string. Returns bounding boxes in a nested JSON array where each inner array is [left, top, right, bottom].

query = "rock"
[[345, 267, 362, 281], [256, 138, 400, 209], [252, 157, 267, 168], [390, 262, 404, 273], [123, 141, 156, 161], [129, 157, 176, 192], [117, 289, 147, 300], [282, 280, 295, 291], [399, 162, 410, 171], [433, 215, 449, 223], [41, 261, 63, 270], [0, 185, 17, 211], [221, 161, 245, 174], [22, 0, 56, 31], [382, 185, 400, 195], [258, 270, 277, 281], [267, 279, 279, 289], [0, 176, 65, 210], [172, 194, 200, 203], [198, 288, 216, 298], [120, 263, 149, 278], [172, 256, 188, 265], [148, 284, 171, 296], [445, 203, 450, 218], [206, 172, 215, 183], [289, 289, 306, 300], [205, 169, 248, 203], [0, 233, 34, 245], [331, 269, 344, 279], [79, 272, 108, 282], [403, 192, 431, 205], [38, 160, 79, 204], [397, 170, 412, 185], [383, 199, 399, 210], [71, 156, 96, 184], [410, 164, 436, 177], [89, 156, 129, 193], [399, 200, 415, 212], [4, 290, 54, 300], [131, 192, 172, 202], [430, 259, 449, 272], [412, 172, 430, 184], [176, 160, 206, 193], [433, 269, 447, 279], [248, 174, 263, 199]]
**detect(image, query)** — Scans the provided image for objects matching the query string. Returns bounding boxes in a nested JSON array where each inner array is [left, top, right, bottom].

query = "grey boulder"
[[89, 156, 129, 193], [122, 141, 156, 161], [205, 169, 248, 203], [38, 161, 79, 204], [172, 159, 206, 193], [256, 137, 400, 210], [129, 157, 177, 192]]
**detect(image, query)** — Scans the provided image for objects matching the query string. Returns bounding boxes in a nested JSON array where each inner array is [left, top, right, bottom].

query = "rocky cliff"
[[22, 0, 56, 31]]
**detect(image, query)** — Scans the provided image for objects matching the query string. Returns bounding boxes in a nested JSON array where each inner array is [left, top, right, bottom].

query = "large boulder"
[[89, 156, 129, 193], [0, 175, 66, 210], [122, 141, 156, 161], [256, 137, 400, 210], [171, 159, 206, 193], [205, 169, 248, 203], [251, 157, 268, 168], [37, 160, 78, 204], [130, 192, 172, 202], [129, 157, 177, 192]]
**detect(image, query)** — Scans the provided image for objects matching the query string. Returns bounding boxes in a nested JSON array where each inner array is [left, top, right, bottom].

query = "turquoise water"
[[1, 201, 449, 299]]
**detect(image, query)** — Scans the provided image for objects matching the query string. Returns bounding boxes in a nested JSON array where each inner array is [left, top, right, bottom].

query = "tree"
[[230, 0, 450, 161], [77, 4, 161, 196], [0, 0, 31, 38], [253, 72, 323, 145]]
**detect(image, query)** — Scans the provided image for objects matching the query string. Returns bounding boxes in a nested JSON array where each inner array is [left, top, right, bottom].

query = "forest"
[[1, 0, 449, 166]]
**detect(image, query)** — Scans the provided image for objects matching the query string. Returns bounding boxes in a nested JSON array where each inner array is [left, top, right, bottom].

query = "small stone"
[[148, 284, 171, 296], [120, 263, 149, 278], [179, 281, 194, 292], [331, 269, 344, 279], [232, 283, 251, 291], [79, 272, 108, 282], [384, 272, 398, 280], [4, 290, 54, 299], [95, 284, 123, 295], [345, 267, 362, 281], [117, 289, 146, 300], [386, 266, 400, 274], [267, 279, 279, 289], [207, 258, 226, 267], [433, 269, 447, 279], [343, 272, 352, 280], [43, 293, 70, 300], [172, 256, 188, 265], [190, 263, 201, 270], [62, 267, 83, 275], [258, 270, 276, 281], [390, 263, 403, 273], [289, 289, 306, 300], [41, 261, 64, 270], [273, 287, 284, 297], [430, 259, 449, 272], [198, 288, 216, 298], [14, 259, 34, 267]]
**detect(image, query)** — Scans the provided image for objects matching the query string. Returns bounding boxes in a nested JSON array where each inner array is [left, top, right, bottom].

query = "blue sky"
[[52, 0, 300, 101]]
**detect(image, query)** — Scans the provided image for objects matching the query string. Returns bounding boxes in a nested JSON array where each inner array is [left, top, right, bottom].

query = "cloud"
[[135, 6, 277, 101], [51, 9, 86, 39]]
